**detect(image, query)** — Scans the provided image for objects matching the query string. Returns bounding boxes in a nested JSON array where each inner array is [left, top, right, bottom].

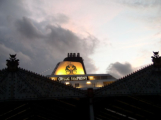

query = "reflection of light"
[[51, 77, 57, 81], [65, 82, 70, 85], [86, 81, 91, 84], [97, 85, 103, 87], [89, 76, 94, 80]]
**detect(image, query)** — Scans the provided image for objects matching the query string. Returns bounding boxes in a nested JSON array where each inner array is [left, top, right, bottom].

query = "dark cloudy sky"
[[0, 0, 160, 78]]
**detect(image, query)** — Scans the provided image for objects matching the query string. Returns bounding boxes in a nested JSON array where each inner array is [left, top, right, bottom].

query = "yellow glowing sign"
[[54, 61, 85, 75]]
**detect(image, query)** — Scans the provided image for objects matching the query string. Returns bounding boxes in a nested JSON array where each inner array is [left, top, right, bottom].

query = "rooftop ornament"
[[151, 51, 161, 67], [6, 54, 19, 71]]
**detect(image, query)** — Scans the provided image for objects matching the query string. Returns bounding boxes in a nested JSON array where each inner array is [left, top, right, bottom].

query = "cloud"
[[117, 0, 161, 40], [53, 14, 69, 24], [14, 16, 98, 56], [28, 17, 98, 74], [15, 17, 44, 39], [118, 0, 161, 7], [107, 62, 134, 79], [44, 24, 98, 55], [0, 9, 98, 75]]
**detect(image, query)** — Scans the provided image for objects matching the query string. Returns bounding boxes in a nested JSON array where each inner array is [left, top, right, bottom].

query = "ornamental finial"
[[6, 54, 19, 71], [151, 51, 161, 67]]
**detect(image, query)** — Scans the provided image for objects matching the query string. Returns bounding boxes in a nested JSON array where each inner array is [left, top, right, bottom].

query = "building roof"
[[0, 67, 86, 101], [1, 53, 161, 120], [94, 63, 160, 96]]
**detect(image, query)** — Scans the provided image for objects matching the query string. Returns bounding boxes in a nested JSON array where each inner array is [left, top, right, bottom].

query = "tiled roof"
[[0, 67, 86, 101], [95, 64, 161, 96]]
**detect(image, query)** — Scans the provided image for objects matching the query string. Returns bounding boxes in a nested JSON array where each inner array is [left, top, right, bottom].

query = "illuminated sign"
[[58, 76, 87, 81], [54, 61, 85, 75], [71, 76, 87, 80], [58, 77, 70, 81]]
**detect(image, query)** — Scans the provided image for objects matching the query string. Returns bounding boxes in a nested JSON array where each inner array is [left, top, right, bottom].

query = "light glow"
[[88, 76, 94, 80], [86, 81, 91, 84], [54, 61, 85, 75], [65, 82, 70, 85], [96, 85, 103, 87], [51, 77, 57, 81]]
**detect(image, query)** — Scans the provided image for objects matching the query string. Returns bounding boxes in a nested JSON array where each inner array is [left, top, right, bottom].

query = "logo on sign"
[[65, 63, 77, 75]]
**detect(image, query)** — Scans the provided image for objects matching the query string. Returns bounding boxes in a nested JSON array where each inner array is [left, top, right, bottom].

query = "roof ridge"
[[117, 63, 153, 80], [94, 64, 153, 94]]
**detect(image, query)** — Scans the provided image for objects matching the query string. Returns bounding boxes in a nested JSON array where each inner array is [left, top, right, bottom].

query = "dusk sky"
[[0, 0, 161, 78]]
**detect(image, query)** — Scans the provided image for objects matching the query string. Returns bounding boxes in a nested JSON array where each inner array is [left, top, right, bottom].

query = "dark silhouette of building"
[[0, 52, 161, 120]]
